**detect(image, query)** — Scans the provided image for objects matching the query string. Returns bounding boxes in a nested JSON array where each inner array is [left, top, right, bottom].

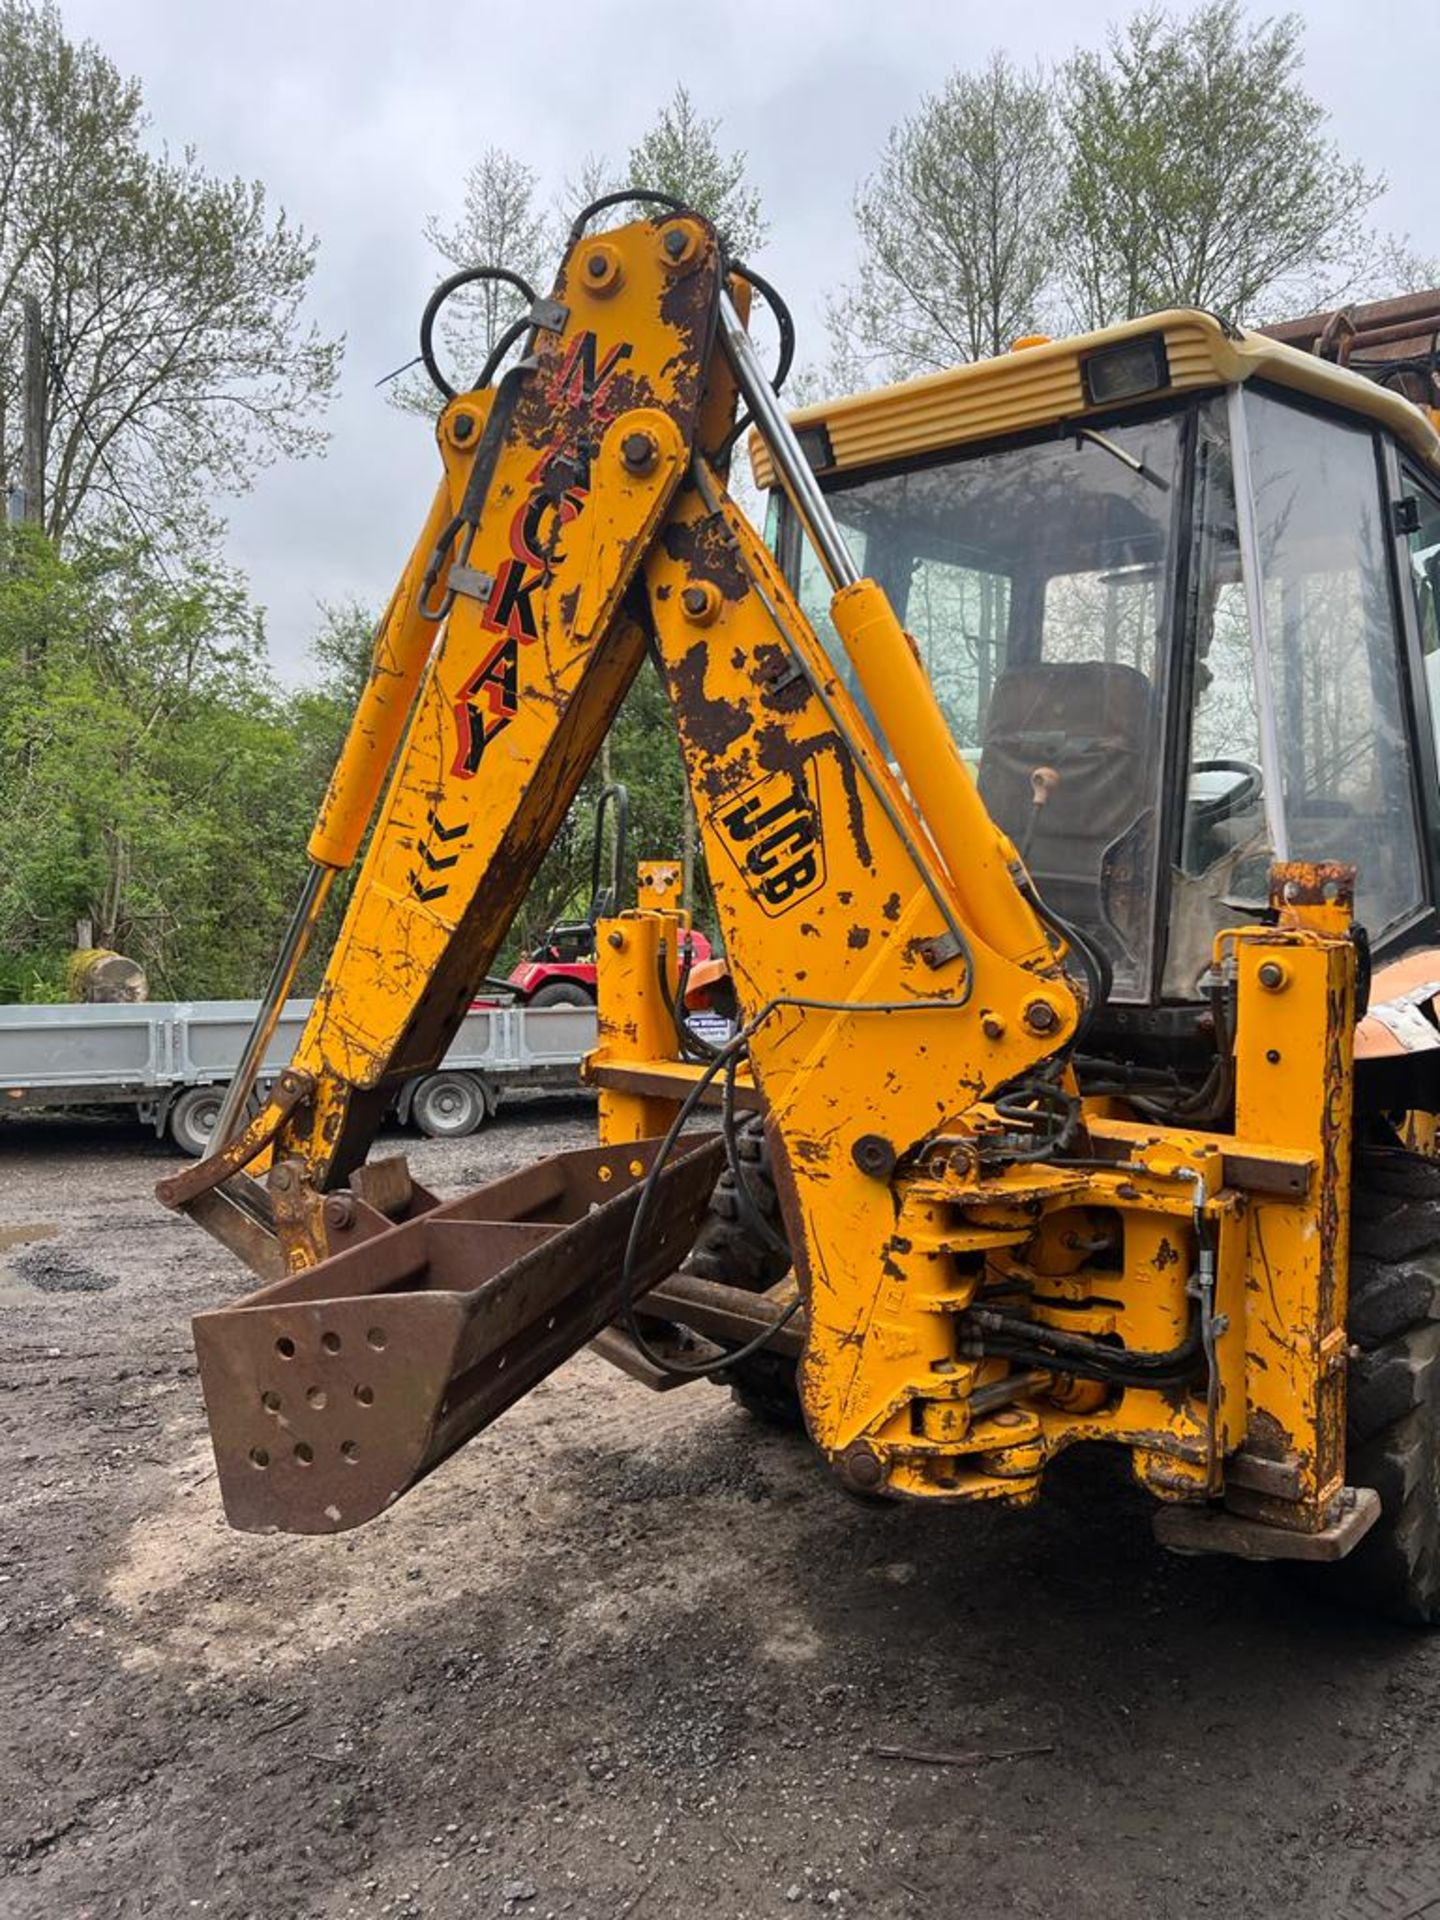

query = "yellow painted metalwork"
[[643, 464, 1084, 1453], [179, 207, 1377, 1554], [308, 457, 484, 872], [262, 215, 726, 1238], [636, 861, 683, 914], [830, 578, 1052, 972], [751, 308, 1440, 490], [590, 836, 1358, 1530]]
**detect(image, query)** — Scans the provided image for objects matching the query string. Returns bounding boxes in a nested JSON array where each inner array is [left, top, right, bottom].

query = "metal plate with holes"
[[193, 1133, 723, 1533]]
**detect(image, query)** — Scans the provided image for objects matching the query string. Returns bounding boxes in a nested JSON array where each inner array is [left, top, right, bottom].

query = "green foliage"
[[0, 531, 707, 1003], [625, 85, 768, 259], [508, 659, 704, 965], [830, 1, 1395, 384], [0, 0, 341, 547], [1058, 2, 1380, 326], [827, 56, 1059, 382], [0, 529, 329, 999]]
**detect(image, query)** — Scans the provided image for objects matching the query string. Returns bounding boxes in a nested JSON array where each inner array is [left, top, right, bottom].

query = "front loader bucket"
[[192, 1134, 723, 1534]]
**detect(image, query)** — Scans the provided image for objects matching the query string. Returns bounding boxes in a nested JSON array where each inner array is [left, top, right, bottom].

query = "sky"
[[59, 0, 1440, 686]]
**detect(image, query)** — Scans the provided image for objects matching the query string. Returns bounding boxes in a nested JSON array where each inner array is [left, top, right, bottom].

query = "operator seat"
[[976, 660, 1156, 965]]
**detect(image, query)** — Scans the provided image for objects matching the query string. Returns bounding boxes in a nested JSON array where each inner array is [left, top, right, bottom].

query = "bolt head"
[[838, 1443, 887, 1493], [1022, 998, 1059, 1035], [452, 412, 475, 443], [606, 929, 625, 950], [852, 1133, 896, 1179], [981, 1012, 1005, 1040], [620, 430, 659, 475], [662, 226, 688, 259], [323, 1194, 356, 1230], [680, 583, 721, 625], [1257, 961, 1285, 990]]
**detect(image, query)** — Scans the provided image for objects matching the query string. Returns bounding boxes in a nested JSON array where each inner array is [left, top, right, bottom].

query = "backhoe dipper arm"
[[169, 210, 1081, 1531], [239, 213, 725, 1221]]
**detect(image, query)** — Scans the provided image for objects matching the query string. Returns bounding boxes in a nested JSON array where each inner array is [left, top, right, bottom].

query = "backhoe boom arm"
[[164, 207, 1085, 1533]]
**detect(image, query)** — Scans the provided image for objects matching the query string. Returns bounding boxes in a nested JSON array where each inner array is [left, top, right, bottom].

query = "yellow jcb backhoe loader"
[[160, 193, 1440, 1622]]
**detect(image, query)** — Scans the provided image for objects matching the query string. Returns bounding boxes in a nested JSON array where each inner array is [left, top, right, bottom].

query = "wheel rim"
[[419, 1079, 479, 1135], [176, 1092, 223, 1154]]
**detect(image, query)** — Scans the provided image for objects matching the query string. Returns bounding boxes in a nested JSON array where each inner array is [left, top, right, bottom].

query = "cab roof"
[[748, 308, 1440, 490]]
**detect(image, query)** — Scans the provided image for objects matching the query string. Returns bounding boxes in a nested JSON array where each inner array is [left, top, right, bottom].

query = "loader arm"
[[162, 206, 1083, 1532]]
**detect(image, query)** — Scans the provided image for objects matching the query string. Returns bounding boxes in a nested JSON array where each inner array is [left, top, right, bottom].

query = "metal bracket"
[[1153, 1485, 1379, 1563], [529, 297, 569, 335], [448, 564, 496, 604], [922, 929, 968, 970]]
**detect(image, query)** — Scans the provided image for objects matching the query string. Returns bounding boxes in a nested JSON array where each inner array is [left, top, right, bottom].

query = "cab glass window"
[[786, 416, 1184, 998], [1404, 480, 1440, 769]]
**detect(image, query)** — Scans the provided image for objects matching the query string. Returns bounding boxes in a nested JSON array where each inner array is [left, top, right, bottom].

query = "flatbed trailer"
[[0, 998, 596, 1153]]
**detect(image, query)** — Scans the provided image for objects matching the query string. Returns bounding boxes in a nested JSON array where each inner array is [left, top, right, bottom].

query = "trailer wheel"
[[682, 1115, 804, 1429], [411, 1071, 488, 1139], [527, 981, 592, 1009], [168, 1085, 226, 1158], [1327, 1145, 1440, 1624]]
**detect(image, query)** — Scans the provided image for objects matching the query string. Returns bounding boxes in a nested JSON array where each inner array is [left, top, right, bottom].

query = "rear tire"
[[1330, 1145, 1440, 1624], [682, 1115, 803, 1428], [410, 1071, 488, 1140], [168, 1085, 226, 1158], [526, 981, 592, 1009]]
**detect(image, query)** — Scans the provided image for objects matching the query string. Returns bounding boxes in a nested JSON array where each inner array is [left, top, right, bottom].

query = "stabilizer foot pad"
[[1153, 1487, 1380, 1563]]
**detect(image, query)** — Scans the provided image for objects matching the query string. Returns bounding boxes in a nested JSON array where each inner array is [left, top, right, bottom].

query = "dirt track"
[[3, 1099, 1440, 1920]]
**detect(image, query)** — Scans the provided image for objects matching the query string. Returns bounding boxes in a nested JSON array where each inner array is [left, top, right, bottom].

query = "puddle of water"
[[0, 1223, 57, 1252]]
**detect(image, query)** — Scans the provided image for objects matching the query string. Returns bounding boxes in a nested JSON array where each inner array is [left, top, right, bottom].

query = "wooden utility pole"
[[21, 294, 44, 528]]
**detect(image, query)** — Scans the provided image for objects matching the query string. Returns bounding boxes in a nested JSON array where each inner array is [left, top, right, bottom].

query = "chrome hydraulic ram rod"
[[716, 288, 860, 593]]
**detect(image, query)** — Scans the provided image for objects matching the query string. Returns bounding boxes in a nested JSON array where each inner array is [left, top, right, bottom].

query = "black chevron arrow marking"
[[409, 871, 449, 904], [426, 807, 466, 842], [418, 842, 459, 871]]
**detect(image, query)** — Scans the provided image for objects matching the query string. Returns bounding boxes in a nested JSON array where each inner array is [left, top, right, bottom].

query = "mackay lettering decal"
[[451, 331, 632, 779], [711, 765, 825, 915]]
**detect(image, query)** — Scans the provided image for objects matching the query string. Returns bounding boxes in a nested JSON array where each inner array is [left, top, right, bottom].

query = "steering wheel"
[[1189, 757, 1263, 828]]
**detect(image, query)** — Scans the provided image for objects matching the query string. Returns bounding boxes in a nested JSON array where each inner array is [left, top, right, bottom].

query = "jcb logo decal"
[[712, 768, 824, 915], [451, 331, 632, 779]]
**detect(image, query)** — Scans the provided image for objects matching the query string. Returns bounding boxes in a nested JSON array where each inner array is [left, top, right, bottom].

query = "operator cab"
[[762, 314, 1440, 1043]]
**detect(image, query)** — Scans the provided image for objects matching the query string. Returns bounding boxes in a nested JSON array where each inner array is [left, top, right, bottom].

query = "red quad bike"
[[501, 784, 711, 1008]]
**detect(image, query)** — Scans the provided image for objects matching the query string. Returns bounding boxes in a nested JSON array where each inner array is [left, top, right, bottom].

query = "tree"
[[306, 598, 379, 714], [0, 1, 340, 548], [625, 85, 767, 259], [0, 529, 303, 994], [559, 152, 622, 228], [1058, 2, 1382, 327], [826, 55, 1059, 383], [392, 147, 555, 415]]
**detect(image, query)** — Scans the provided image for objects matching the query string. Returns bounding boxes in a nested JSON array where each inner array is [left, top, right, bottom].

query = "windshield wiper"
[[1072, 425, 1171, 493]]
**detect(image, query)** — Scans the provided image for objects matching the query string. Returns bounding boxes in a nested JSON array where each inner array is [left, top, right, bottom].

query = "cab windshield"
[[788, 415, 1183, 998], [782, 389, 1427, 1002]]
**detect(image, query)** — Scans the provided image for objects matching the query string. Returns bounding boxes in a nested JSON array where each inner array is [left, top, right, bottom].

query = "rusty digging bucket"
[[191, 1133, 724, 1534]]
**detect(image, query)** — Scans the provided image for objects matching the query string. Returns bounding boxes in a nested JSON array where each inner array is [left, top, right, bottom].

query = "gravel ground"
[[3, 1097, 1440, 1920]]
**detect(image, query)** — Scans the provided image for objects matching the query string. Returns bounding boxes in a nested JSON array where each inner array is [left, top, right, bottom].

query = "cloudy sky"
[[61, 0, 1440, 685]]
